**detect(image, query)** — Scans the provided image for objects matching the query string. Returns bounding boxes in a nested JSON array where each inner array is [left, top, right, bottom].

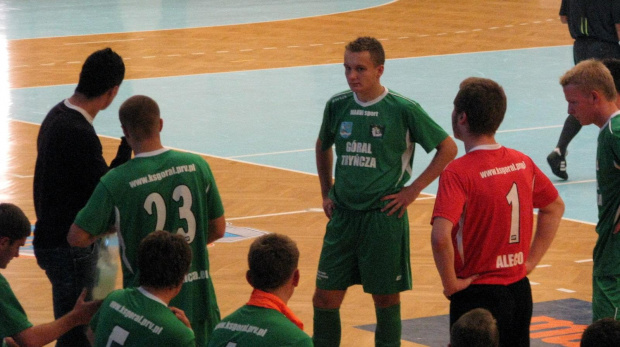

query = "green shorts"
[[592, 275, 620, 321], [315, 207, 412, 295]]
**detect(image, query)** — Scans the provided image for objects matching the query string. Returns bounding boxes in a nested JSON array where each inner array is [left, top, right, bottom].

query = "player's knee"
[[313, 289, 344, 309], [372, 293, 400, 308]]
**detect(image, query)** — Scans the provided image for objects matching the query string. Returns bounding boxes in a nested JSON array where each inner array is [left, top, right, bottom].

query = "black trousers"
[[574, 37, 620, 64], [450, 277, 532, 347]]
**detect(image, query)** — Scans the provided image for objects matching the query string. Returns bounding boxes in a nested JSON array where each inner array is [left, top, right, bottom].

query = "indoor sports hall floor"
[[0, 1, 599, 346]]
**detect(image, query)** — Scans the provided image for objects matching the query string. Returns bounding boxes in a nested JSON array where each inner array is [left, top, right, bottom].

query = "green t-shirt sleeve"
[[610, 117, 620, 160], [74, 182, 116, 236], [0, 275, 33, 339], [406, 102, 449, 153]]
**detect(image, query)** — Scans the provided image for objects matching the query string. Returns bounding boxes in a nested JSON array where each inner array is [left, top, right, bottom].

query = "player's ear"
[[456, 111, 466, 123], [245, 270, 253, 287], [291, 268, 300, 287], [159, 118, 163, 132], [376, 64, 384, 78]]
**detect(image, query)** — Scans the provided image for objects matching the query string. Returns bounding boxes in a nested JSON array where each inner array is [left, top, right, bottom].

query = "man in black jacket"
[[33, 47, 131, 347]]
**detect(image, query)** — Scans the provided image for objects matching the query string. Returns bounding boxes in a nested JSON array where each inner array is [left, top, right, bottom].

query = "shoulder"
[[445, 153, 474, 171], [385, 89, 423, 109], [0, 273, 17, 297], [386, 89, 417, 104], [168, 149, 207, 163], [503, 146, 532, 160], [383, 90, 434, 121], [42, 103, 89, 128], [327, 90, 354, 104], [608, 115, 620, 136], [101, 288, 131, 303]]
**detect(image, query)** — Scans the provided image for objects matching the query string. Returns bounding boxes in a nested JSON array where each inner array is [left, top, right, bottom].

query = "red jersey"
[[432, 145, 558, 285]]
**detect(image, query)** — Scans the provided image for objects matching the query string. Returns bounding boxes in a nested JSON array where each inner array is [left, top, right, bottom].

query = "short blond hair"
[[560, 59, 617, 102]]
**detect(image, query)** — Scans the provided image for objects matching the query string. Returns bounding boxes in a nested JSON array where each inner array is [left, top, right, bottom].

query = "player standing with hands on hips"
[[313, 36, 457, 347], [431, 77, 564, 347]]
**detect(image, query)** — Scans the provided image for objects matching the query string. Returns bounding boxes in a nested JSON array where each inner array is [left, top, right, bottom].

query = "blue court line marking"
[[0, 0, 393, 40]]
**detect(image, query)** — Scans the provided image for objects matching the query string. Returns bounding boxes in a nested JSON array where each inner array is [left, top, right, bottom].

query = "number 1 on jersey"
[[506, 182, 520, 244]]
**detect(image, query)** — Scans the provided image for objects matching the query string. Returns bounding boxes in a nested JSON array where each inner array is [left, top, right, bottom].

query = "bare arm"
[[431, 217, 478, 298], [316, 139, 335, 219], [87, 327, 95, 346], [207, 215, 226, 244], [382, 136, 458, 217], [169, 307, 192, 329], [12, 290, 101, 347], [67, 223, 100, 248], [526, 196, 565, 273], [616, 23, 620, 41]]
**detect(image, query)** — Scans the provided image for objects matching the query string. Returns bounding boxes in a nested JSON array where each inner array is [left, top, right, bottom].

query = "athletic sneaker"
[[547, 149, 568, 180]]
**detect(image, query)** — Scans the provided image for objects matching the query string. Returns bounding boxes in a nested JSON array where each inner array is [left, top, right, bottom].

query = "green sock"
[[313, 307, 341, 347], [375, 303, 401, 347]]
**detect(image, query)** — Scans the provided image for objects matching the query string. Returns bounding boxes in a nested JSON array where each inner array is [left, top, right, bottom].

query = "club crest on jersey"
[[370, 124, 384, 138], [340, 121, 353, 138]]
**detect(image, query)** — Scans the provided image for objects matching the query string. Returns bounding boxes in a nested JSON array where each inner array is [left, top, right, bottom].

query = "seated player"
[[88, 230, 195, 346], [208, 233, 312, 346], [0, 203, 101, 346]]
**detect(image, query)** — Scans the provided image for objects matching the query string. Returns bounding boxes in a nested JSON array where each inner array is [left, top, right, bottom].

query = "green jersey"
[[90, 288, 195, 347], [594, 113, 620, 276], [0, 273, 32, 340], [318, 88, 448, 210], [207, 305, 312, 347], [75, 148, 224, 345]]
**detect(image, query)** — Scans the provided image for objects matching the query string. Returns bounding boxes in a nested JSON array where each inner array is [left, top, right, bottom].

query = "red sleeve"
[[432, 165, 467, 226]]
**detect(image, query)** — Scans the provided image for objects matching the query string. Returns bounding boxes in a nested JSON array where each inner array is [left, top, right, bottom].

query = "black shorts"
[[449, 277, 532, 347], [574, 37, 620, 64]]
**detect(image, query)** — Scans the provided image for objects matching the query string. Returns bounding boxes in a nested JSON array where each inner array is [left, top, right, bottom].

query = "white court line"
[[228, 148, 314, 159], [64, 38, 144, 45], [228, 124, 564, 160], [11, 174, 33, 178], [227, 208, 323, 221], [575, 259, 593, 263], [496, 125, 562, 133], [557, 288, 576, 293], [554, 180, 596, 186]]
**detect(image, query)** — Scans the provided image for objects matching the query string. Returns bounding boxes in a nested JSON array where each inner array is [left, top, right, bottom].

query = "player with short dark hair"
[[208, 233, 312, 346], [450, 308, 499, 347], [89, 230, 195, 346], [1, 203, 101, 347], [432, 77, 564, 347], [580, 317, 620, 347]]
